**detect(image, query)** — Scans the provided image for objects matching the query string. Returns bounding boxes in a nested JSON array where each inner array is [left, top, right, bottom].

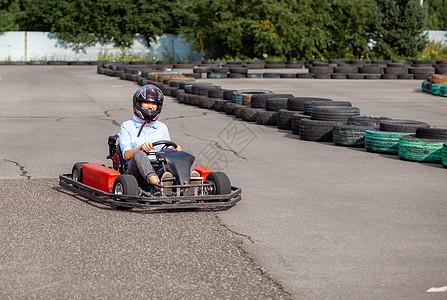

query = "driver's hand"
[[141, 142, 154, 152], [173, 145, 182, 151]]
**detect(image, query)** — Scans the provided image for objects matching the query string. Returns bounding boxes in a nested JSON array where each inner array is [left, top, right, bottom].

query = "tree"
[[0, 0, 22, 32], [371, 0, 428, 59], [426, 0, 447, 30], [177, 0, 377, 61], [12, 0, 177, 57]]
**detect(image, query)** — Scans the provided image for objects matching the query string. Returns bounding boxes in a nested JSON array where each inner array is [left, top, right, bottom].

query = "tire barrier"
[[416, 127, 447, 139], [332, 124, 378, 147], [303, 101, 352, 115], [255, 111, 278, 126], [232, 89, 273, 104], [299, 119, 341, 142], [365, 130, 412, 154], [311, 106, 361, 122], [398, 135, 446, 163], [276, 109, 298, 130], [251, 94, 294, 109], [347, 116, 391, 127], [291, 114, 311, 135], [287, 97, 332, 111], [95, 65, 447, 173], [379, 119, 430, 133], [241, 107, 262, 122]]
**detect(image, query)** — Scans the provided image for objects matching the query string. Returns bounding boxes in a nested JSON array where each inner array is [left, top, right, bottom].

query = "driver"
[[119, 84, 182, 188]]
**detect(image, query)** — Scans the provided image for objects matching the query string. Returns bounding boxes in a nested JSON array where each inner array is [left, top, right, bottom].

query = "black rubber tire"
[[415, 127, 447, 139], [359, 66, 384, 74], [189, 94, 201, 106], [348, 116, 391, 127], [255, 111, 278, 126], [313, 74, 331, 79], [198, 86, 221, 95], [72, 162, 89, 183], [229, 67, 248, 74], [310, 106, 360, 121], [277, 109, 297, 130], [297, 73, 313, 78], [409, 67, 435, 75], [398, 74, 414, 80], [347, 74, 364, 79], [263, 73, 281, 78], [251, 94, 294, 109], [265, 62, 286, 68], [214, 100, 230, 112], [303, 101, 352, 115], [331, 74, 347, 79], [199, 97, 216, 109], [113, 174, 138, 210], [208, 88, 224, 99], [233, 104, 245, 119], [332, 124, 377, 147], [384, 67, 408, 75], [291, 114, 311, 135], [379, 119, 430, 133], [207, 172, 231, 195], [381, 74, 398, 79], [287, 97, 332, 111], [280, 73, 297, 78], [309, 66, 333, 74], [364, 74, 382, 79], [265, 98, 289, 111], [241, 107, 261, 122], [223, 90, 237, 100], [299, 119, 341, 142], [334, 66, 358, 73], [225, 102, 242, 115]]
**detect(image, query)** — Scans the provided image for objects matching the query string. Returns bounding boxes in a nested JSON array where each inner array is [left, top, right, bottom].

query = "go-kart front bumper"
[[59, 174, 241, 211]]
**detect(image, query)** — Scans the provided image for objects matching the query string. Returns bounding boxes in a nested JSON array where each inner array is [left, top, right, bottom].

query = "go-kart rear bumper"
[[59, 174, 241, 211]]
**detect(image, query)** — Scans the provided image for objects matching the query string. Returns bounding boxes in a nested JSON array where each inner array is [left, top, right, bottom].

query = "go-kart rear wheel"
[[72, 162, 89, 183], [207, 172, 231, 195], [113, 174, 138, 210]]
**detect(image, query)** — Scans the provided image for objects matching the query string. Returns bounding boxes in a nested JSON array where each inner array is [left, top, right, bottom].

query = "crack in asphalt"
[[213, 214, 291, 299], [163, 112, 207, 121], [3, 159, 31, 180], [214, 214, 255, 244], [180, 125, 248, 161]]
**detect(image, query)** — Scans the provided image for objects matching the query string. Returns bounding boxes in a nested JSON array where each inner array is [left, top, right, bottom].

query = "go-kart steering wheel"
[[145, 140, 178, 154]]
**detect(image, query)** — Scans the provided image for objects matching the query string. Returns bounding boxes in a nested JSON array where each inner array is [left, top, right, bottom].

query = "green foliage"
[[0, 0, 22, 32], [417, 41, 447, 61], [426, 0, 447, 30], [177, 0, 376, 61], [371, 0, 428, 59]]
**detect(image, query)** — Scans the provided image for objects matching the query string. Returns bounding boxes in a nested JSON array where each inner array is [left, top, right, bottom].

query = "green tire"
[[443, 143, 447, 167], [365, 130, 412, 154], [398, 135, 446, 163]]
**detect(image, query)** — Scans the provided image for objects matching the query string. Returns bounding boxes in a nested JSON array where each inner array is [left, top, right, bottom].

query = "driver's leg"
[[126, 150, 159, 186]]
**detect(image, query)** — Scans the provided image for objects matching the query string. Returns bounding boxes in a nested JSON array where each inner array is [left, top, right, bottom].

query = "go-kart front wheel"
[[113, 174, 138, 210], [71, 162, 89, 182], [207, 172, 231, 195]]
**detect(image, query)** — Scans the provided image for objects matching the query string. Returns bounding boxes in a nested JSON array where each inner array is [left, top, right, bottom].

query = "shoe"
[[183, 171, 202, 196], [161, 172, 174, 196]]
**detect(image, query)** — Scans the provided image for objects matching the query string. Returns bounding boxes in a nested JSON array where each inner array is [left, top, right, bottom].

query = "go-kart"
[[59, 135, 241, 211]]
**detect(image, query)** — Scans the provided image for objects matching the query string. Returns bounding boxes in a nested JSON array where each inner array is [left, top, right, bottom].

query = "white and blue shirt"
[[119, 115, 171, 164]]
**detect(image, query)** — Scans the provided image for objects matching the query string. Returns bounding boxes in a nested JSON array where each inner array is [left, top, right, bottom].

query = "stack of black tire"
[[305, 59, 441, 80]]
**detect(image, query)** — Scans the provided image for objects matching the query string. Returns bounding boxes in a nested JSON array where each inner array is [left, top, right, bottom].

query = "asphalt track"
[[1, 66, 447, 299]]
